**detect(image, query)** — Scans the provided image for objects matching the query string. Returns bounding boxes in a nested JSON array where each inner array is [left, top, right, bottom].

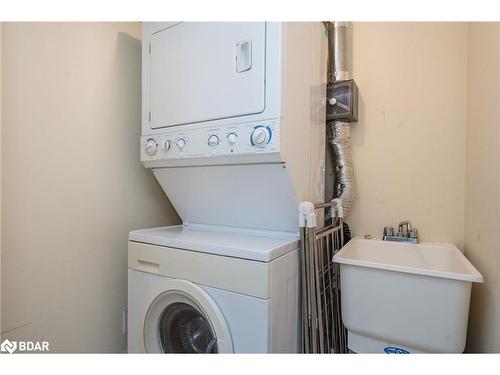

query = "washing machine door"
[[143, 279, 233, 353]]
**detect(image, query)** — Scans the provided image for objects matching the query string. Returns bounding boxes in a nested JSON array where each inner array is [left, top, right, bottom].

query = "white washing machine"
[[127, 224, 300, 353]]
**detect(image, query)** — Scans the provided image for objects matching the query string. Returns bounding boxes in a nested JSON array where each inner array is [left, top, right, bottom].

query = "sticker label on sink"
[[384, 346, 410, 354]]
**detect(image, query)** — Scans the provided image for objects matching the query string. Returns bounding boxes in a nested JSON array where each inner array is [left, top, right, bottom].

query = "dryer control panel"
[[141, 119, 281, 167]]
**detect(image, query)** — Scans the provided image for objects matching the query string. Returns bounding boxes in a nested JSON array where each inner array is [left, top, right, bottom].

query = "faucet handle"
[[409, 228, 418, 239], [383, 226, 394, 236]]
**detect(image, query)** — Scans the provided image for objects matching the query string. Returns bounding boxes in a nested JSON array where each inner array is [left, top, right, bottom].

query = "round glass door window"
[[158, 302, 218, 353], [143, 280, 233, 353]]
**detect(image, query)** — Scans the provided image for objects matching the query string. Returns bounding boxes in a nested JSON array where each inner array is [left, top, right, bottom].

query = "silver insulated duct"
[[328, 21, 356, 217]]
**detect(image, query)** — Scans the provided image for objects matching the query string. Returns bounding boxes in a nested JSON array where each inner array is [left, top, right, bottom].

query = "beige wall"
[[1, 23, 179, 352], [348, 23, 468, 249], [0, 22, 2, 339], [464, 23, 500, 353]]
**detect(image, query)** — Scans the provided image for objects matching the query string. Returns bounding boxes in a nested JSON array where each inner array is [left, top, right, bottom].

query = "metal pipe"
[[299, 226, 309, 352], [307, 226, 318, 353], [328, 21, 356, 217], [333, 22, 349, 82], [313, 238, 324, 352]]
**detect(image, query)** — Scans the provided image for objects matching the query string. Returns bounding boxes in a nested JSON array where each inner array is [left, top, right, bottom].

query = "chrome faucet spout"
[[384, 220, 418, 243], [398, 220, 412, 237]]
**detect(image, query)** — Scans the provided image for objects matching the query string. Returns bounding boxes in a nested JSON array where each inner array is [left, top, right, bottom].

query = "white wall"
[[348, 23, 468, 249], [464, 23, 500, 353], [1, 23, 179, 352]]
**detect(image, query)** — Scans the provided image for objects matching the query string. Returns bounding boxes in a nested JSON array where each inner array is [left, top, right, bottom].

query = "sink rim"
[[332, 237, 484, 283]]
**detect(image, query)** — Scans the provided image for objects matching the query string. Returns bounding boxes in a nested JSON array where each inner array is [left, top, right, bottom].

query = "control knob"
[[227, 133, 238, 146], [208, 135, 219, 147], [251, 126, 272, 147], [145, 139, 158, 156], [162, 139, 171, 151], [176, 138, 186, 150]]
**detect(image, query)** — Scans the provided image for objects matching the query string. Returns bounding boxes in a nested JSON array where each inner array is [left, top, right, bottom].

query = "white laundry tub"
[[332, 238, 483, 353]]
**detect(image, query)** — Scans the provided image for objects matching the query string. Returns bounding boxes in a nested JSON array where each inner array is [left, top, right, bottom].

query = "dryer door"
[[143, 279, 233, 353], [148, 22, 266, 129]]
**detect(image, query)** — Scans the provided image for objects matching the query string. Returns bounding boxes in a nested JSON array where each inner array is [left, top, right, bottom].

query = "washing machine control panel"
[[141, 119, 280, 164]]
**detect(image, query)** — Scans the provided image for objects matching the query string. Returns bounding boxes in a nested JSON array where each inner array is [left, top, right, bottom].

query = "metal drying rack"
[[298, 199, 348, 353]]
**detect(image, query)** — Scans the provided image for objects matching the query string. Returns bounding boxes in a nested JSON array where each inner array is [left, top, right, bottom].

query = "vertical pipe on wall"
[[324, 22, 336, 205], [328, 22, 356, 217], [333, 22, 349, 82]]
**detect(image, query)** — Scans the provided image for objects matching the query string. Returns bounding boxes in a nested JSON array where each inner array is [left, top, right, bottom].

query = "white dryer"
[[127, 225, 300, 353], [140, 22, 327, 233]]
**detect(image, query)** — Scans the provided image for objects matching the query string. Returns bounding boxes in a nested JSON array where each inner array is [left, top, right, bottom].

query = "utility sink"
[[332, 238, 483, 353]]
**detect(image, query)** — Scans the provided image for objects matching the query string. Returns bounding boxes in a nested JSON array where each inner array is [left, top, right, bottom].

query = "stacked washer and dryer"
[[128, 22, 327, 353]]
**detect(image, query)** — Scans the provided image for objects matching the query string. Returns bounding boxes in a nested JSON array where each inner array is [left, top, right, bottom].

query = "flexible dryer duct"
[[328, 21, 356, 217]]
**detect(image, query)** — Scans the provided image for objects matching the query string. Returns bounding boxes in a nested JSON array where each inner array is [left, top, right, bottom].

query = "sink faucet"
[[398, 220, 412, 237], [383, 220, 418, 243]]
